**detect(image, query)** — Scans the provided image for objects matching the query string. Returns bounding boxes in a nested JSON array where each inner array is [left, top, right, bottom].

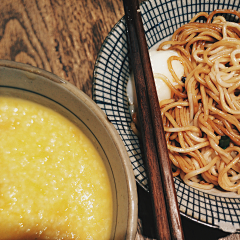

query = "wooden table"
[[0, 0, 240, 239]]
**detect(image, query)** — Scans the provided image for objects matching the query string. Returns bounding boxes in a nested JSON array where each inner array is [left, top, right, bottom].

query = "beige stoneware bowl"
[[0, 60, 138, 240]]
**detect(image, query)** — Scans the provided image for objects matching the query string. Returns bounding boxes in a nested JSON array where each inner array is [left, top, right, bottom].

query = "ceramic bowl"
[[93, 0, 240, 233], [0, 60, 138, 239]]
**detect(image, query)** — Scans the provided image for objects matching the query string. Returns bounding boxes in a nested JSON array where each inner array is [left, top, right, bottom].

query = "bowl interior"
[[0, 61, 137, 239]]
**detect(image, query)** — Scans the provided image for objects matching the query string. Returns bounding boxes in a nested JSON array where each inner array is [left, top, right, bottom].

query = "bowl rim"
[[0, 59, 138, 240]]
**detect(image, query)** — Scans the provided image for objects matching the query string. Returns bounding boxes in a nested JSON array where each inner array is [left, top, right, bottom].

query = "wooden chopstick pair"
[[123, 0, 185, 239]]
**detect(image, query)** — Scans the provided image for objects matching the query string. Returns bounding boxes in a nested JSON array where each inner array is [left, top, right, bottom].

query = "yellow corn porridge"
[[0, 96, 113, 240]]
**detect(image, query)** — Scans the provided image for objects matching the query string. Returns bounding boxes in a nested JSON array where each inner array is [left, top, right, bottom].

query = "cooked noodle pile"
[[133, 10, 240, 193]]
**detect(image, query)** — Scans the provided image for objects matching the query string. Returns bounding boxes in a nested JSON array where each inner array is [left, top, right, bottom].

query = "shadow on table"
[[137, 184, 229, 240]]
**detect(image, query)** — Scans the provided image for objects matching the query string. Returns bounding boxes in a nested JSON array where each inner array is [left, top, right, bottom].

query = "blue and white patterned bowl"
[[93, 0, 240, 233]]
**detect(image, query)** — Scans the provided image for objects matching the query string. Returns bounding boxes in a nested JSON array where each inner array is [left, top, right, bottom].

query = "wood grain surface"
[[0, 0, 124, 97], [0, 0, 240, 239]]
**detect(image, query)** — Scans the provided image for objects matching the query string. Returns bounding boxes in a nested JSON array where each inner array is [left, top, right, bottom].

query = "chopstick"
[[122, 0, 185, 239]]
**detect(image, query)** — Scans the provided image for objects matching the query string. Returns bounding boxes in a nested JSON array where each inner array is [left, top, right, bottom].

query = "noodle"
[[132, 10, 240, 193]]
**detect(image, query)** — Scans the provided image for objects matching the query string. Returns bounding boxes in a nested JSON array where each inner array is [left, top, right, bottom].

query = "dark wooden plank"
[[0, 0, 124, 97]]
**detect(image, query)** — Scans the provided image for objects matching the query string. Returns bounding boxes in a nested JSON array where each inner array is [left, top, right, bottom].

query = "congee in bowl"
[[0, 60, 138, 240]]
